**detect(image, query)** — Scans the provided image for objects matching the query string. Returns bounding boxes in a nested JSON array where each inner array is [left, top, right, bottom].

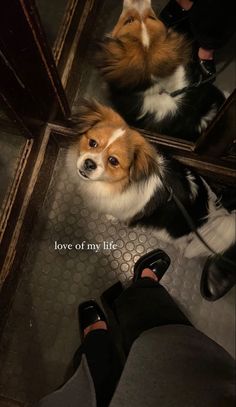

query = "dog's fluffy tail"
[[184, 210, 236, 258]]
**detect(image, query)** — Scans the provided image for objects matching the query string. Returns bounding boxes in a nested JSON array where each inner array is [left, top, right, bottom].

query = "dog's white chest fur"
[[78, 175, 161, 221], [139, 65, 187, 121]]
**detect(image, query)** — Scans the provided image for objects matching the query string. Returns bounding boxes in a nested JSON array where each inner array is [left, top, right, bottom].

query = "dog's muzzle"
[[83, 158, 97, 172], [79, 158, 97, 179]]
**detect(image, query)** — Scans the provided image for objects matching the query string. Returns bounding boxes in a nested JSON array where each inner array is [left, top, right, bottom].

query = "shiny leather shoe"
[[133, 249, 171, 282], [199, 59, 216, 80], [159, 0, 189, 27], [78, 300, 107, 336], [200, 246, 236, 301]]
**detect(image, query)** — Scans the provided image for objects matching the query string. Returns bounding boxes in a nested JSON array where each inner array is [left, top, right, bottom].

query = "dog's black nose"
[[84, 158, 97, 171]]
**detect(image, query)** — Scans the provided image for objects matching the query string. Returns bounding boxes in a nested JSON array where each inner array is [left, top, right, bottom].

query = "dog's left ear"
[[71, 99, 124, 134], [94, 37, 145, 89], [130, 132, 158, 182]]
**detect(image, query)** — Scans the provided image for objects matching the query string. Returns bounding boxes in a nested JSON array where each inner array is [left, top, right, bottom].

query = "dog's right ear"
[[130, 131, 158, 182], [70, 99, 105, 134], [71, 99, 125, 134]]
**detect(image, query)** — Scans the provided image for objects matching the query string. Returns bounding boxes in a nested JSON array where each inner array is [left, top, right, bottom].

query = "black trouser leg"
[[78, 330, 123, 407], [189, 0, 235, 49], [113, 279, 191, 354], [37, 330, 123, 407]]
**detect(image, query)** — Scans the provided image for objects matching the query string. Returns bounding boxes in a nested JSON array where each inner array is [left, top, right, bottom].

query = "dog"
[[67, 100, 235, 258], [94, 0, 225, 141]]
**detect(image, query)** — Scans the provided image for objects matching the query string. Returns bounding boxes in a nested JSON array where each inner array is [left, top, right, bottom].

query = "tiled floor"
[[0, 148, 234, 403]]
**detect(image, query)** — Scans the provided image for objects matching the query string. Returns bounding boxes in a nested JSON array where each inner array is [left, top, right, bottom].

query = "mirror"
[[36, 0, 235, 145], [0, 108, 27, 221], [35, 0, 69, 48]]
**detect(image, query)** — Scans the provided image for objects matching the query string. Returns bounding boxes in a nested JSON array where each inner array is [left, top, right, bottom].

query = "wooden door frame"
[[0, 0, 102, 315], [0, 0, 100, 275]]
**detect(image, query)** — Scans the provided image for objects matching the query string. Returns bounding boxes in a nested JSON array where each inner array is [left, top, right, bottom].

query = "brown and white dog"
[[95, 0, 225, 141], [67, 100, 235, 258]]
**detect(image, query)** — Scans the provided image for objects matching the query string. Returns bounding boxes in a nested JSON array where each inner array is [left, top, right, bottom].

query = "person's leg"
[[177, 0, 193, 11], [37, 304, 123, 407], [76, 303, 123, 407], [109, 324, 235, 407], [189, 0, 235, 50], [113, 269, 191, 354], [159, 0, 194, 27], [189, 0, 235, 76], [200, 243, 236, 301], [160, 0, 235, 77], [77, 328, 122, 407]]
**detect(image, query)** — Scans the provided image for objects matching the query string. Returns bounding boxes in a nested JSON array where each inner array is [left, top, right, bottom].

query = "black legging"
[[37, 278, 234, 407], [77, 278, 191, 405], [74, 330, 122, 407], [189, 0, 235, 49]]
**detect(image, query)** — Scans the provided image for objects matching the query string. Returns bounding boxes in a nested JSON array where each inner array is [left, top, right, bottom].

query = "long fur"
[[67, 100, 235, 258], [94, 1, 225, 141]]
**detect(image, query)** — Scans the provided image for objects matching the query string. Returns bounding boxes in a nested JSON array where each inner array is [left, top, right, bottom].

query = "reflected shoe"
[[78, 300, 107, 336], [200, 247, 236, 301], [159, 0, 189, 27], [133, 249, 171, 282], [199, 59, 216, 81]]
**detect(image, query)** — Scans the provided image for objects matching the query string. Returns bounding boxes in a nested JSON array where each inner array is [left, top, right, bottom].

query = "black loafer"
[[200, 246, 236, 301], [159, 0, 189, 27], [133, 249, 171, 282], [78, 300, 107, 336], [199, 59, 216, 80]]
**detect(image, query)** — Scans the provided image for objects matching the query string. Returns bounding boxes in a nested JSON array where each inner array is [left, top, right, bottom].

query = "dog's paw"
[[105, 214, 117, 222], [183, 241, 209, 259], [183, 247, 195, 259]]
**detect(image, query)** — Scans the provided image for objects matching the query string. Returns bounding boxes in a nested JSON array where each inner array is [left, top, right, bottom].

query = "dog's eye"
[[89, 139, 97, 148], [108, 156, 119, 167], [148, 15, 156, 20], [124, 16, 135, 25]]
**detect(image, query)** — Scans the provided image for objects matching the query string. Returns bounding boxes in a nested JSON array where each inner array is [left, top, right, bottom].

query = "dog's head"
[[70, 100, 158, 191], [95, 0, 190, 89]]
